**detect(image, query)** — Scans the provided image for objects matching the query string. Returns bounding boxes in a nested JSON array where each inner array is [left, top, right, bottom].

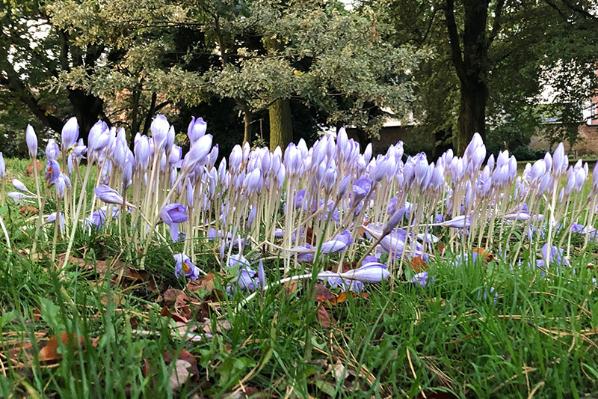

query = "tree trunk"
[[269, 98, 293, 150], [242, 107, 252, 144], [455, 84, 488, 153], [444, 0, 492, 154], [68, 89, 105, 144]]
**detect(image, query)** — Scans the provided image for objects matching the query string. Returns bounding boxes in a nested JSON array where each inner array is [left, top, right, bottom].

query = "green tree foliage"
[[47, 0, 423, 150]]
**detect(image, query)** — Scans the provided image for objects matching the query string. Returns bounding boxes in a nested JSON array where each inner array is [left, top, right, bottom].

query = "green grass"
[[0, 159, 596, 398]]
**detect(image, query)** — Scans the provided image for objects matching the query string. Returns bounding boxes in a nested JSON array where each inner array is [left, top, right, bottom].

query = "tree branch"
[[443, 0, 466, 81], [0, 67, 63, 133], [487, 0, 506, 46]]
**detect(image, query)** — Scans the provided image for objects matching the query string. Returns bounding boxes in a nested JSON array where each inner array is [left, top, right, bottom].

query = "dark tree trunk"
[[243, 109, 252, 144], [68, 89, 105, 144], [269, 98, 293, 150], [444, 0, 499, 154], [456, 84, 488, 152]]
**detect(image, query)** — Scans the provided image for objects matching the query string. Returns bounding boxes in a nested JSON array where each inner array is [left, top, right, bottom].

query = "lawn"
[[0, 135, 597, 398]]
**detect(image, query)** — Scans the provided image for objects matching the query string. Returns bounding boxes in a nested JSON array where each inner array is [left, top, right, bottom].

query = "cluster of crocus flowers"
[[6, 115, 597, 291]]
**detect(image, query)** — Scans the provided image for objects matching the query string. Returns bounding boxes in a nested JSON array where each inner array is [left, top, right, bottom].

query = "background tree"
[[380, 0, 598, 155], [48, 0, 422, 151]]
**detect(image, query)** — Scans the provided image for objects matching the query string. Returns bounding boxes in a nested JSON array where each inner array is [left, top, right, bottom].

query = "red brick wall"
[[529, 124, 598, 156]]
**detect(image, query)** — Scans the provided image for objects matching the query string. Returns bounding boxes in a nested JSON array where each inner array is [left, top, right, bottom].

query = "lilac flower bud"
[[150, 114, 169, 149], [88, 121, 110, 153], [383, 208, 405, 236], [543, 152, 552, 172], [54, 174, 67, 198], [552, 143, 567, 175], [26, 125, 38, 158], [229, 145, 243, 171], [61, 117, 79, 151], [94, 184, 127, 205], [188, 116, 207, 143], [244, 168, 262, 193], [277, 164, 286, 188], [530, 159, 546, 181], [339, 263, 390, 283], [487, 154, 495, 170], [8, 192, 29, 202], [593, 162, 598, 191], [46, 139, 60, 161], [12, 179, 29, 192], [337, 175, 351, 198], [363, 143, 373, 164], [0, 152, 4, 178], [257, 259, 266, 289], [166, 126, 175, 152], [320, 239, 348, 254], [134, 135, 150, 168], [227, 253, 251, 269], [160, 203, 188, 241], [182, 134, 213, 171]]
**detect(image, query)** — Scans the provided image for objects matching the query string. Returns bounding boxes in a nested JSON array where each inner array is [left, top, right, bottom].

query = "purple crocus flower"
[[539, 243, 569, 267], [182, 134, 213, 172], [0, 152, 4, 178], [410, 271, 429, 287], [160, 203, 188, 242], [174, 253, 200, 280]]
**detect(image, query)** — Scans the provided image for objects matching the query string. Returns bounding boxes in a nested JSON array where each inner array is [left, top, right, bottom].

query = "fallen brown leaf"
[[187, 273, 215, 295], [19, 205, 38, 216], [25, 160, 42, 177], [315, 284, 336, 303], [316, 304, 332, 328], [169, 359, 193, 391], [411, 256, 428, 273], [39, 332, 86, 363]]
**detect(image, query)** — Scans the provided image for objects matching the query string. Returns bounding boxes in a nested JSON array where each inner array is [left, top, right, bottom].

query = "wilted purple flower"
[[160, 203, 188, 241], [61, 117, 79, 151], [174, 253, 200, 280], [410, 271, 429, 287], [26, 125, 38, 158], [320, 230, 352, 254], [45, 160, 61, 185]]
